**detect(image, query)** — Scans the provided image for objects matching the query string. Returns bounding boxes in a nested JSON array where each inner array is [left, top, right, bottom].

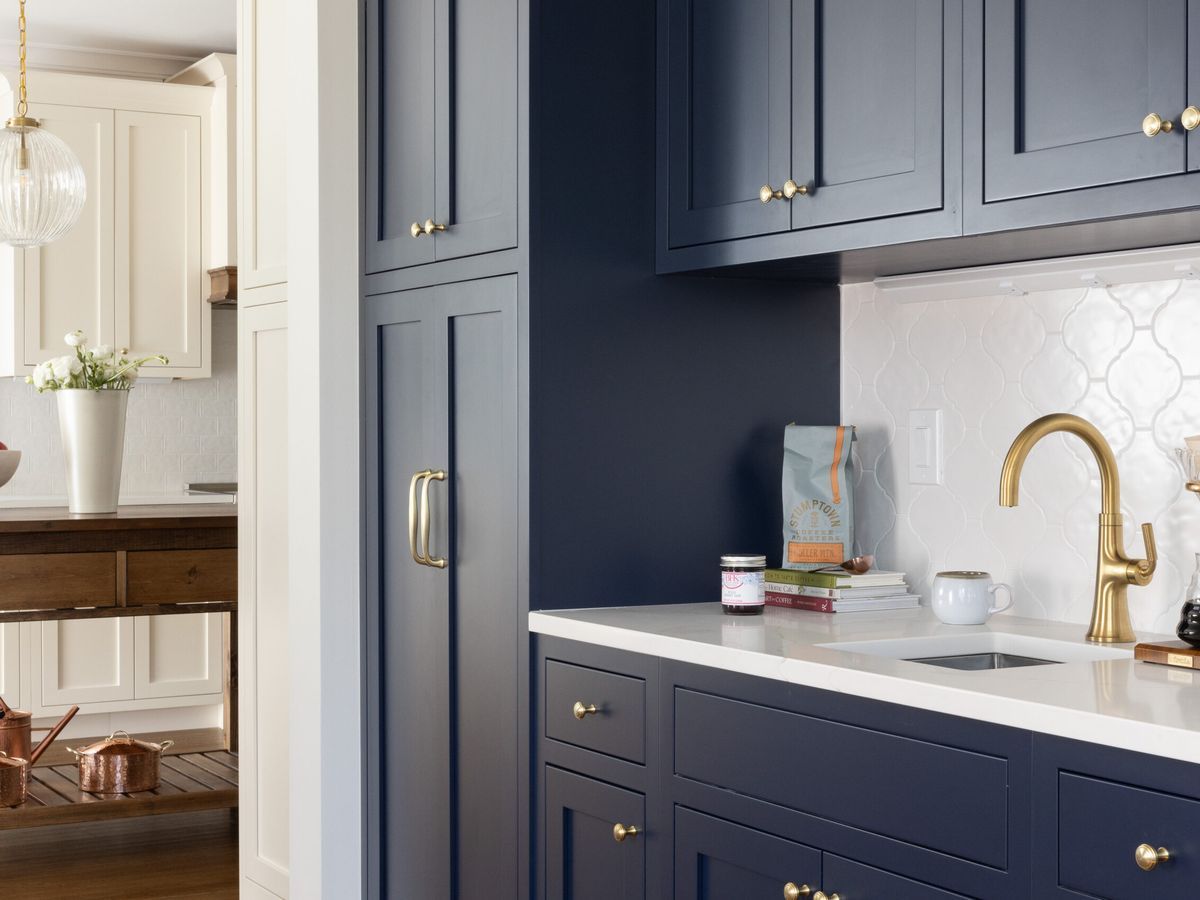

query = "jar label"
[[722, 570, 765, 606]]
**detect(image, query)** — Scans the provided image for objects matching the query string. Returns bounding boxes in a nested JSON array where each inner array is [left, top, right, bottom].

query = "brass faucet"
[[998, 413, 1157, 643]]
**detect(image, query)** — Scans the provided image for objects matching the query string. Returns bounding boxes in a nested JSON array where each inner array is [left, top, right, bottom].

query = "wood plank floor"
[[0, 808, 238, 899]]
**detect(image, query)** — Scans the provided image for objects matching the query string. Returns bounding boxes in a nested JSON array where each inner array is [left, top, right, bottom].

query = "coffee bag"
[[782, 425, 856, 570]]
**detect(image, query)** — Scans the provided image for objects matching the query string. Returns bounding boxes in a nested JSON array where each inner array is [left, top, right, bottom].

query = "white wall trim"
[[0, 40, 199, 81], [287, 0, 362, 897], [874, 242, 1200, 303]]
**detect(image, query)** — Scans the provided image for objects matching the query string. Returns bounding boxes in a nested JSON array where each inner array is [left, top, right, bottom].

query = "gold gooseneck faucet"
[[999, 413, 1157, 644]]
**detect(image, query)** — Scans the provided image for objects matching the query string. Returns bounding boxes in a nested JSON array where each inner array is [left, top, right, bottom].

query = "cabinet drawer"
[[0, 552, 116, 609], [675, 807, 820, 900], [545, 660, 645, 764], [823, 853, 969, 900], [1058, 772, 1200, 899], [674, 688, 1010, 868], [126, 549, 238, 605]]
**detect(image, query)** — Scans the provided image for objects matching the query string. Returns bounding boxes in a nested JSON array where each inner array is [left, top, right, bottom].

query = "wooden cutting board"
[[1134, 640, 1200, 669]]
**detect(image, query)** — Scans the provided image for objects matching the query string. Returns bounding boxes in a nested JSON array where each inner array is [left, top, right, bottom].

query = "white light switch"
[[908, 409, 943, 485]]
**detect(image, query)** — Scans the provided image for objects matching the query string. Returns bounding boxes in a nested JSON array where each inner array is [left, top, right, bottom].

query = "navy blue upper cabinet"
[[364, 0, 517, 274], [666, 0, 795, 246], [964, 0, 1200, 231]]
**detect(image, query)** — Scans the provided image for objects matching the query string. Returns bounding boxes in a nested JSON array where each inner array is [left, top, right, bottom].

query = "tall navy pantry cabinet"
[[361, 1, 840, 898]]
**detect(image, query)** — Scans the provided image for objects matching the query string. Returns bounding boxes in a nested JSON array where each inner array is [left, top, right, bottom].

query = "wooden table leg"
[[223, 610, 238, 752]]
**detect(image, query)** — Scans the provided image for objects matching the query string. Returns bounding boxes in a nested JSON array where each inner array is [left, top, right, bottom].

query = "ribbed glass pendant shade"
[[0, 122, 86, 247]]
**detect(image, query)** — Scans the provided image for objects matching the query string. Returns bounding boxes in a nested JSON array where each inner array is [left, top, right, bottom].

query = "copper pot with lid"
[[0, 751, 28, 808], [69, 731, 174, 794], [0, 695, 79, 763]]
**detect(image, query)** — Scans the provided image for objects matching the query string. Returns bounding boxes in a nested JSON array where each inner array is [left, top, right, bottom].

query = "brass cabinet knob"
[[759, 180, 810, 203], [410, 218, 448, 237], [783, 883, 812, 899], [1135, 843, 1171, 871], [410, 221, 426, 238], [812, 893, 840, 900], [572, 701, 598, 719], [612, 823, 639, 843], [1182, 105, 1200, 131], [1143, 113, 1174, 137]]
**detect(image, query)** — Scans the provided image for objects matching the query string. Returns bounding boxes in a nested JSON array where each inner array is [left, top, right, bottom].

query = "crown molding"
[[0, 39, 199, 81]]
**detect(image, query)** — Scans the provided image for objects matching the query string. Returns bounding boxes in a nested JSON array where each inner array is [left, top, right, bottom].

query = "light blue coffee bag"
[[782, 425, 856, 570]]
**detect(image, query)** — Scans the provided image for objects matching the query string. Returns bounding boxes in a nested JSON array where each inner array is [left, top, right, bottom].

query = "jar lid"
[[721, 555, 766, 567]]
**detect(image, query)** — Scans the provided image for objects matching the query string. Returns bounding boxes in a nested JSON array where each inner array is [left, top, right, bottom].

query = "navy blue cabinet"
[[964, 0, 1200, 233], [364, 0, 517, 274]]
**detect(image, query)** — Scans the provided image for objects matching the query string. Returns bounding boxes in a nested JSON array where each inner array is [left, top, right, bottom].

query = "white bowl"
[[0, 450, 21, 488]]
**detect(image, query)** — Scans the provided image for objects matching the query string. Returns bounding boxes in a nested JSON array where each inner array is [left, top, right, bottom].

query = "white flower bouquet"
[[26, 330, 168, 392]]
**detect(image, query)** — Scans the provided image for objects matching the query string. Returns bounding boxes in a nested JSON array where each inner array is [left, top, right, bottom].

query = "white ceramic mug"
[[931, 571, 1013, 625]]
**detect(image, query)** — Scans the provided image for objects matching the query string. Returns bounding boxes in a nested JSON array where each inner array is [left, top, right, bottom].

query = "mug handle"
[[988, 582, 1014, 616]]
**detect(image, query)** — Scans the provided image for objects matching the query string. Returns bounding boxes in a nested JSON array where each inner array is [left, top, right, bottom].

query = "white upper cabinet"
[[0, 67, 234, 379]]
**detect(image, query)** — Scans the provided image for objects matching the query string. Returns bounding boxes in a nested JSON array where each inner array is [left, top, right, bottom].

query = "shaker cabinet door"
[[791, 0, 945, 229], [364, 0, 437, 273], [546, 767, 646, 900], [666, 0, 794, 247]]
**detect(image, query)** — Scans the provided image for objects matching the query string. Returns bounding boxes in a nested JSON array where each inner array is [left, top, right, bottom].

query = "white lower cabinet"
[[24, 614, 222, 716], [0, 623, 17, 700]]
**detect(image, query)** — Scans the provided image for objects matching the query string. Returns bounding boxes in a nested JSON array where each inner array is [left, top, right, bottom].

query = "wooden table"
[[0, 504, 239, 829]]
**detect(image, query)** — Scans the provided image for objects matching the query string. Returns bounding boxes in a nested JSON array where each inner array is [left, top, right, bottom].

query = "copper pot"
[[0, 751, 28, 808], [69, 731, 174, 794], [0, 699, 79, 764]]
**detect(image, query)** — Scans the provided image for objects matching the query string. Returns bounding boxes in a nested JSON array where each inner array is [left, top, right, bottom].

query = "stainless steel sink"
[[907, 651, 1060, 671]]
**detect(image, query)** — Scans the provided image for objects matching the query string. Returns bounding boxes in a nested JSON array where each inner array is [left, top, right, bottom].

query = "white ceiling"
[[0, 1, 236, 61]]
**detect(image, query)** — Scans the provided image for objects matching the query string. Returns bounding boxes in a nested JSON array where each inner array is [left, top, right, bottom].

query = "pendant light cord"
[[16, 0, 26, 118]]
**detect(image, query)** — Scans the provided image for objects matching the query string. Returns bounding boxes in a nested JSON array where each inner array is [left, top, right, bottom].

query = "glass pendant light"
[[0, 0, 85, 247]]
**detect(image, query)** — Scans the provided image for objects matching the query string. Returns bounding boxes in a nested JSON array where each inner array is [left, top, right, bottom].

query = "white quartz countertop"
[[529, 603, 1200, 765]]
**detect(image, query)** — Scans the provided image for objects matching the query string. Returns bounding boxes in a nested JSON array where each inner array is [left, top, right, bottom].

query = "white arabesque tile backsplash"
[[842, 277, 1200, 635], [0, 310, 237, 501]]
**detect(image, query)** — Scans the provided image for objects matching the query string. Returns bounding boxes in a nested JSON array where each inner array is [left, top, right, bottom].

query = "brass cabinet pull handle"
[[612, 823, 639, 843], [408, 469, 433, 565], [1143, 113, 1174, 136], [420, 470, 448, 569], [409, 218, 448, 238], [572, 701, 598, 719], [1183, 106, 1200, 131], [759, 179, 809, 203], [783, 883, 812, 899], [1135, 843, 1171, 871]]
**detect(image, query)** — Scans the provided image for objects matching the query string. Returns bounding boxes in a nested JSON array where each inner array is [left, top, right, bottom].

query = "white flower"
[[64, 330, 86, 348], [51, 355, 81, 382], [91, 345, 113, 361], [31, 362, 51, 389]]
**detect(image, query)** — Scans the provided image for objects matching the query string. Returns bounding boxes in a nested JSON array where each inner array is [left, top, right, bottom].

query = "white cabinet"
[[26, 614, 222, 716], [0, 623, 17, 701], [239, 300, 290, 897], [0, 68, 233, 379]]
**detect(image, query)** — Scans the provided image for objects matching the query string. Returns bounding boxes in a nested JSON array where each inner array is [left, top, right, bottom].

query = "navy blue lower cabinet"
[[1033, 735, 1200, 899], [545, 766, 645, 900], [674, 807, 820, 899]]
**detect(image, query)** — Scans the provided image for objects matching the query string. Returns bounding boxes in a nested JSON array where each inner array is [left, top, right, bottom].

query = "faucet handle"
[[1129, 522, 1157, 585]]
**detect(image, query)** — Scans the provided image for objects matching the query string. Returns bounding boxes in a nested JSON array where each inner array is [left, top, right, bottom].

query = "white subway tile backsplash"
[[843, 279, 1199, 635], [0, 311, 237, 501]]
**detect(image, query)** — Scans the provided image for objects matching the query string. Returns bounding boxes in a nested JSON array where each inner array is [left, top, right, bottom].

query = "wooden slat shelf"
[[0, 751, 238, 830]]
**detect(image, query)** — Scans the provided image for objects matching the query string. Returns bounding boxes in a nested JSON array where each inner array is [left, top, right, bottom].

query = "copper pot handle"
[[159, 740, 175, 752], [109, 730, 133, 742], [66, 747, 83, 758]]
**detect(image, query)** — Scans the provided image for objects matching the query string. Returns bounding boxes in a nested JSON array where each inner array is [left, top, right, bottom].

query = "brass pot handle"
[[1136, 843, 1171, 871], [1143, 113, 1174, 137], [158, 740, 175, 753], [783, 883, 812, 899], [420, 470, 447, 570], [612, 823, 639, 843], [408, 470, 432, 566]]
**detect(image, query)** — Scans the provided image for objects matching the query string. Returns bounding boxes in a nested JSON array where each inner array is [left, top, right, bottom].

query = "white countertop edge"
[[529, 610, 1200, 765]]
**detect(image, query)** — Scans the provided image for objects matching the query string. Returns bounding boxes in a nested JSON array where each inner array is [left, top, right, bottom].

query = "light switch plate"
[[908, 409, 943, 485]]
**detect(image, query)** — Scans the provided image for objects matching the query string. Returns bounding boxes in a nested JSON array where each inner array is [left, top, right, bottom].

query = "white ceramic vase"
[[56, 389, 128, 514]]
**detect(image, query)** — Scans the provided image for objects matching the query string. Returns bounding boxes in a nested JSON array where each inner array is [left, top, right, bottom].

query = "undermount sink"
[[816, 632, 1133, 670]]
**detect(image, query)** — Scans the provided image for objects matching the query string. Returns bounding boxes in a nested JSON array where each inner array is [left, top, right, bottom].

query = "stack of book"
[[764, 568, 918, 613]]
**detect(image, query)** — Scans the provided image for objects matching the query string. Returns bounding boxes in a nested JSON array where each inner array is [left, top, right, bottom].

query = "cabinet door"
[[546, 767, 645, 900], [666, 0, 794, 247], [0, 623, 17, 703], [432, 0, 518, 261], [981, 0, 1187, 202], [19, 103, 115, 369], [134, 613, 222, 700], [36, 618, 135, 709], [674, 807, 820, 900], [114, 110, 205, 372], [791, 0, 944, 229], [364, 0, 436, 273]]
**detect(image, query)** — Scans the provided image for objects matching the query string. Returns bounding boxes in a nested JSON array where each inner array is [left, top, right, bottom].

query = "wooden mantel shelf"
[[0, 503, 236, 533]]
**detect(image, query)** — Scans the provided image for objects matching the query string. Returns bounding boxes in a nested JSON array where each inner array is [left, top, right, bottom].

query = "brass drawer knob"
[[572, 701, 598, 719], [1182, 105, 1200, 131], [409, 218, 448, 237], [1136, 843, 1171, 871], [783, 883, 812, 899], [759, 179, 810, 203], [812, 893, 840, 900], [410, 221, 425, 238], [612, 822, 639, 842], [1143, 113, 1174, 137]]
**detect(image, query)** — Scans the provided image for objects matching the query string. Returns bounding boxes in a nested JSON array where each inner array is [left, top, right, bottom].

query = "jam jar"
[[721, 554, 766, 615]]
